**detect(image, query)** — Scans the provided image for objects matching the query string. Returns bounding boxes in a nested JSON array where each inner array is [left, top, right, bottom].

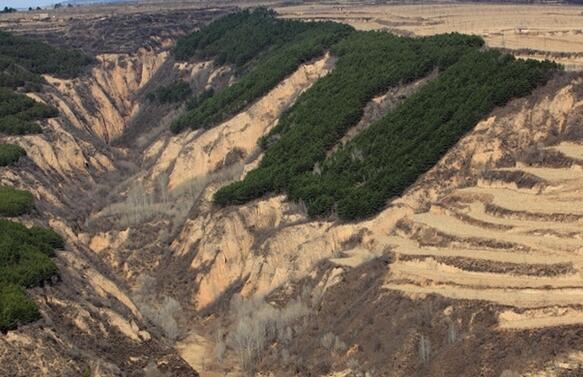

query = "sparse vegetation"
[[94, 162, 244, 231], [320, 332, 335, 350], [171, 8, 351, 132], [226, 294, 309, 375], [0, 186, 34, 216], [0, 143, 25, 166], [215, 328, 226, 363], [132, 274, 182, 340], [321, 331, 347, 355], [147, 80, 192, 104], [142, 295, 182, 340], [418, 334, 431, 364], [0, 219, 63, 332]]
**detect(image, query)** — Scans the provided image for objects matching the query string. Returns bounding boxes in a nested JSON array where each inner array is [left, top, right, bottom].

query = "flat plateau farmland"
[[276, 2, 583, 70]]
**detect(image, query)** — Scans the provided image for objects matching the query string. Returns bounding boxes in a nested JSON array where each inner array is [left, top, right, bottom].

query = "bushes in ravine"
[[210, 15, 558, 220], [147, 80, 192, 104], [226, 295, 309, 375], [170, 8, 351, 132], [0, 186, 34, 216], [0, 143, 25, 166], [0, 219, 63, 332]]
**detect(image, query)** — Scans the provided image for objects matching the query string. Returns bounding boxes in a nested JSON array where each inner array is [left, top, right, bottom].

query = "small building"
[[32, 13, 50, 21]]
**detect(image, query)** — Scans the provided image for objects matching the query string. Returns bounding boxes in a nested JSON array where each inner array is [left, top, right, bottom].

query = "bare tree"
[[418, 334, 431, 364], [226, 295, 309, 375]]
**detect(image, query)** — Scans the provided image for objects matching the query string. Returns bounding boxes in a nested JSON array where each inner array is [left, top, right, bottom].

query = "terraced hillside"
[[261, 73, 583, 377], [388, 153, 583, 326]]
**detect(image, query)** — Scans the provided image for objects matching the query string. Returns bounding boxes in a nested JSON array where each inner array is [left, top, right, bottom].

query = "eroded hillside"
[[0, 4, 582, 377]]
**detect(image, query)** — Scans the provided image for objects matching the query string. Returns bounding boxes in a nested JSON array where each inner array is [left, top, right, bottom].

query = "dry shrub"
[[321, 332, 335, 350], [94, 161, 244, 230], [143, 362, 164, 377], [321, 332, 347, 356], [215, 328, 226, 363], [98, 179, 177, 227], [418, 334, 431, 364], [169, 173, 211, 202], [133, 274, 183, 340], [500, 371, 521, 377], [447, 321, 458, 344], [226, 294, 309, 375], [171, 160, 244, 200]]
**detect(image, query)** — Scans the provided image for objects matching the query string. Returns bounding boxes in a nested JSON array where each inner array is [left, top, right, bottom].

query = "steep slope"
[[0, 9, 339, 375], [0, 35, 202, 377], [90, 57, 580, 377], [273, 74, 583, 377], [136, 18, 577, 375], [385, 75, 583, 327], [155, 71, 583, 377]]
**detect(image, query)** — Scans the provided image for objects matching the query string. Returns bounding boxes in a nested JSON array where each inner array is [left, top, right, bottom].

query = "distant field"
[[1, 1, 581, 68], [275, 2, 583, 70]]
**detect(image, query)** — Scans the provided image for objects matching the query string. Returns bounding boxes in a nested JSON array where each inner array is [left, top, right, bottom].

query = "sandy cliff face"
[[0, 44, 338, 376], [45, 48, 169, 143], [147, 53, 333, 190], [96, 64, 583, 375], [1, 47, 170, 219], [0, 47, 198, 377]]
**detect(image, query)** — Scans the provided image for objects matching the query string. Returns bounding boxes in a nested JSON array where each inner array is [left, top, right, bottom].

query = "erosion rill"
[[0, 4, 582, 377]]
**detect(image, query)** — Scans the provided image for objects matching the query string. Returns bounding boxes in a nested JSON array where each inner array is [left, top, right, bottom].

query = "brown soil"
[[264, 258, 583, 377]]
